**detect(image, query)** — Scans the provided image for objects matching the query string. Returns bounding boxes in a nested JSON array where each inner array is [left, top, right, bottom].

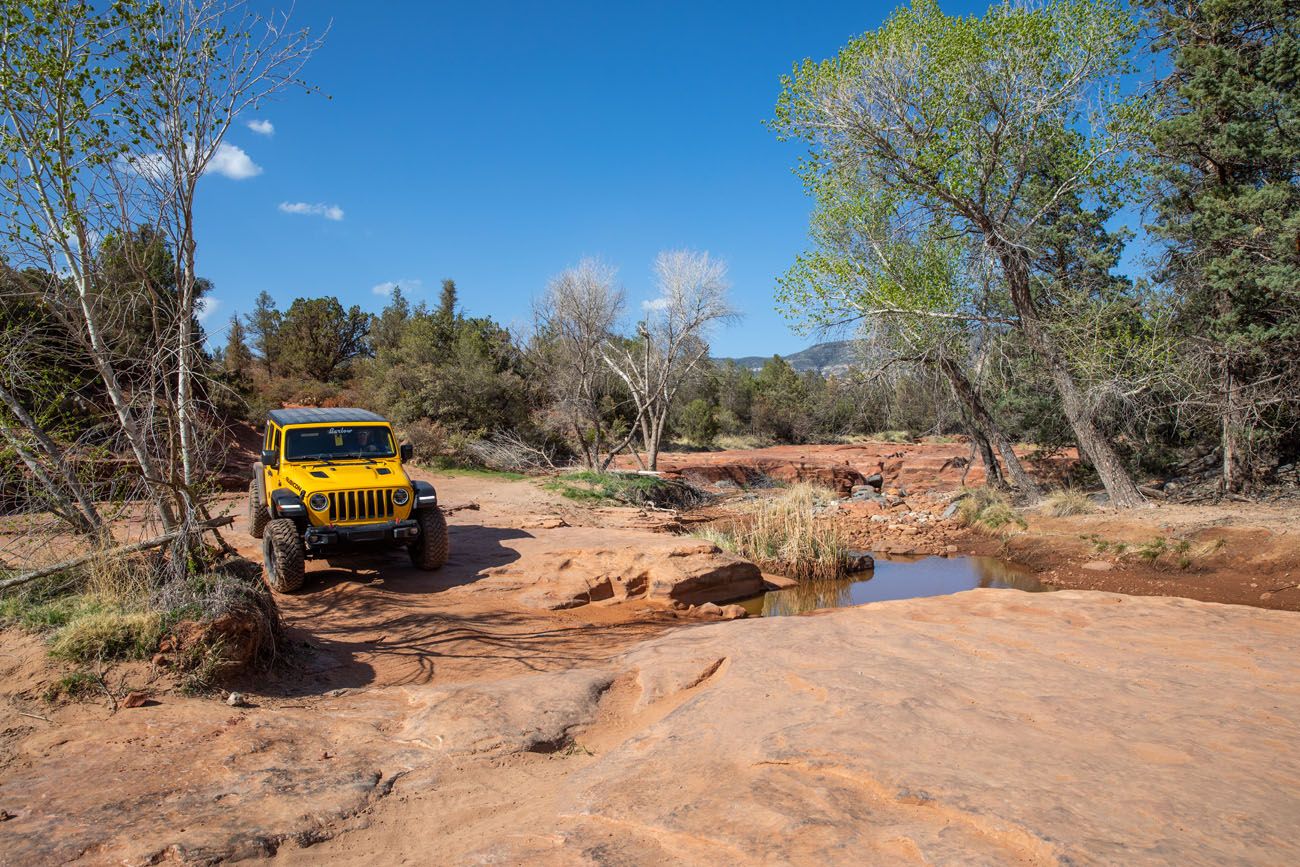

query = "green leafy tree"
[[245, 291, 282, 376], [277, 297, 371, 381], [772, 0, 1148, 506], [678, 398, 719, 447], [751, 356, 808, 443]]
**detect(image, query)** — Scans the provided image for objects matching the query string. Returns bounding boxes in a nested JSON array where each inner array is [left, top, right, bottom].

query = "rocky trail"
[[2, 455, 1299, 864]]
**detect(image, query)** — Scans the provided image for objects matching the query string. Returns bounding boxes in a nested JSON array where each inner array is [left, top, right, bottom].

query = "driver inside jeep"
[[285, 426, 396, 461]]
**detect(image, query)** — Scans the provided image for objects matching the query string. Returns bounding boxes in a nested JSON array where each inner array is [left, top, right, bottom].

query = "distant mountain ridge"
[[715, 340, 858, 376]]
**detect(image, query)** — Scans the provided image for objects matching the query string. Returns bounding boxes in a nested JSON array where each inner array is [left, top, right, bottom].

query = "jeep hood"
[[294, 464, 410, 491]]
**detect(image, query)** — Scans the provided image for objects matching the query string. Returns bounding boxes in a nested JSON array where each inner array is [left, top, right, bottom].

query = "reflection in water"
[[738, 555, 1052, 618]]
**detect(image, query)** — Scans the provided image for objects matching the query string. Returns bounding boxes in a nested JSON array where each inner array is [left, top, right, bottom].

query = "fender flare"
[[411, 480, 439, 510], [270, 487, 307, 519]]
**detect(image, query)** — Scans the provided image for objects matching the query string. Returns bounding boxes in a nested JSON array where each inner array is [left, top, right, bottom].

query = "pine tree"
[[437, 278, 458, 322], [1143, 0, 1300, 491], [223, 315, 253, 376], [245, 290, 282, 376]]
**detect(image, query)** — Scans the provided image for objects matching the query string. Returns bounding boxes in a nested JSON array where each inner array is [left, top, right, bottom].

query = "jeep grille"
[[327, 489, 396, 523]]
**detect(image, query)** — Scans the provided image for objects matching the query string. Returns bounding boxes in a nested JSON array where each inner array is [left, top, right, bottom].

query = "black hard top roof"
[[266, 407, 387, 426]]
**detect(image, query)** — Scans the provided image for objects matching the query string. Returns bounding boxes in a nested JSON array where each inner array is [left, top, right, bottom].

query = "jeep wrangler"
[[248, 408, 449, 592]]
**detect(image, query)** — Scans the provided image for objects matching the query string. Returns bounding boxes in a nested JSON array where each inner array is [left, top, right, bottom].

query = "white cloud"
[[122, 152, 168, 181], [207, 142, 262, 180], [196, 297, 222, 322], [246, 118, 275, 136], [641, 296, 670, 312], [371, 278, 423, 297], [279, 201, 344, 221]]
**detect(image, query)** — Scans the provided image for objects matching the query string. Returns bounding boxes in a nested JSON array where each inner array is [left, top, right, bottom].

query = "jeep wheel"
[[248, 480, 270, 539], [409, 507, 449, 570], [263, 518, 306, 592]]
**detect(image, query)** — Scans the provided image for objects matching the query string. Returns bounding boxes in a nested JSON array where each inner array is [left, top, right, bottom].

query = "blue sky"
[[195, 0, 1001, 358]]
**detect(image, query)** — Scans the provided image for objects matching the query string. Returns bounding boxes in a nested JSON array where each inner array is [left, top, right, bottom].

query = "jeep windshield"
[[283, 425, 396, 461]]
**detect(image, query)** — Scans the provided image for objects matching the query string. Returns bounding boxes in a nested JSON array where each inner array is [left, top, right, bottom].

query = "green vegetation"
[[693, 483, 852, 581], [1, 554, 279, 690], [43, 671, 99, 703], [542, 471, 705, 509], [1082, 533, 1227, 571], [1139, 0, 1300, 493], [49, 610, 164, 663]]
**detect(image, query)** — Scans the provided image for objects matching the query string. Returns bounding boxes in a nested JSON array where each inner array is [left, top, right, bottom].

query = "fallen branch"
[[442, 502, 481, 515], [0, 516, 235, 593]]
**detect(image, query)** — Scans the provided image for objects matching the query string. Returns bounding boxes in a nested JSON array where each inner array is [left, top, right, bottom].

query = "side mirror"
[[260, 449, 279, 469], [399, 443, 413, 462]]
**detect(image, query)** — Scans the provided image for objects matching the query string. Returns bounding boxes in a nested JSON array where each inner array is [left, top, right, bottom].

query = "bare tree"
[[532, 259, 639, 470], [120, 0, 323, 496], [0, 0, 182, 527], [0, 1, 322, 564], [603, 250, 739, 470]]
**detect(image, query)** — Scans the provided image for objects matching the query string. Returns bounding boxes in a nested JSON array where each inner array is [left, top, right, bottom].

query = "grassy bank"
[[0, 551, 279, 694], [693, 482, 853, 581]]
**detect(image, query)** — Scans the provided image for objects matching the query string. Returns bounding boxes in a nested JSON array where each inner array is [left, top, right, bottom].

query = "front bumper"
[[304, 519, 420, 553]]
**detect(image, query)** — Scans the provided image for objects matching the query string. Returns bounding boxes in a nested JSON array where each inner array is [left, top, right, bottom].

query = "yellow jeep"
[[248, 408, 449, 591]]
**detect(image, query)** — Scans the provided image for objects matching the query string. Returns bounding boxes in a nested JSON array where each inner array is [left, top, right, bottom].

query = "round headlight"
[[308, 493, 328, 512], [392, 487, 410, 506]]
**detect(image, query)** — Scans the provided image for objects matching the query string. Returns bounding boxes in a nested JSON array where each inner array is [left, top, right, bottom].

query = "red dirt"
[[1, 444, 1298, 862], [627, 439, 1077, 494]]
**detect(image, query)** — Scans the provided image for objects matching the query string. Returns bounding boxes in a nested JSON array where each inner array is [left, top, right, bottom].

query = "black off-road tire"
[[409, 507, 449, 570], [263, 518, 306, 592], [248, 479, 270, 539]]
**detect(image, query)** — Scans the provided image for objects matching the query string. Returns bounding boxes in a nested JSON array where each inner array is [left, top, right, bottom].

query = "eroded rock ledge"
[[471, 528, 765, 609], [402, 589, 1300, 865], [4, 590, 1298, 865]]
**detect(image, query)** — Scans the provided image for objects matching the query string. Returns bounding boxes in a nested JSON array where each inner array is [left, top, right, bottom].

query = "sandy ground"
[[1, 447, 1299, 863]]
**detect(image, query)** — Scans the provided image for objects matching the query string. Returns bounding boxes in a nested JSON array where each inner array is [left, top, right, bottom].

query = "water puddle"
[[738, 555, 1053, 617]]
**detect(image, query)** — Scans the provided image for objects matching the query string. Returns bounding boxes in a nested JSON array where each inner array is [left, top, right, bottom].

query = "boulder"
[[475, 528, 764, 609], [843, 550, 875, 573]]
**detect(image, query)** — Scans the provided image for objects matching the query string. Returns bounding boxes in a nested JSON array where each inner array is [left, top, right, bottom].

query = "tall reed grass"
[[694, 482, 852, 580]]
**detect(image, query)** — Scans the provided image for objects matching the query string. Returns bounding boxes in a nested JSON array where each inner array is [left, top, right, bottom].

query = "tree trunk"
[[993, 243, 1145, 508], [937, 356, 1040, 499], [1221, 362, 1251, 494], [970, 424, 1006, 489]]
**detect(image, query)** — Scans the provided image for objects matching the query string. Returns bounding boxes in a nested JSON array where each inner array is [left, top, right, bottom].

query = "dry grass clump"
[[714, 433, 773, 451], [49, 610, 164, 662], [694, 482, 851, 581], [956, 487, 1027, 533], [2, 549, 280, 690], [1043, 488, 1097, 517]]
